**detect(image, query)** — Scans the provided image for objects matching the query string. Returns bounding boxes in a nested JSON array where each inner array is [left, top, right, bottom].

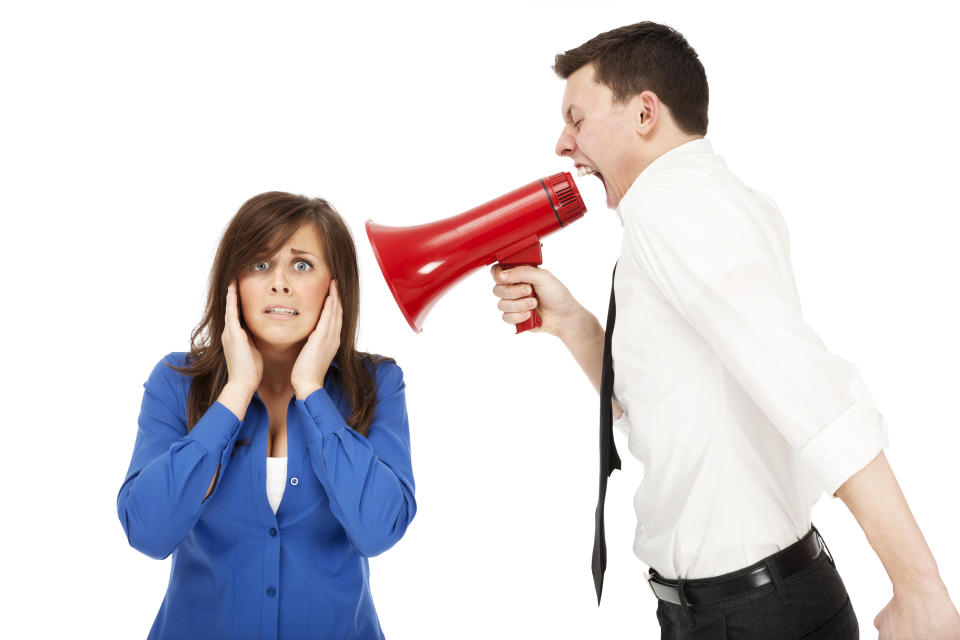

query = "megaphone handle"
[[515, 301, 542, 334], [497, 236, 544, 335]]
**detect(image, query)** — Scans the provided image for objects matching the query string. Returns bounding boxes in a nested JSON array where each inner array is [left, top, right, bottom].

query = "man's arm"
[[491, 263, 624, 419], [557, 306, 624, 420], [835, 451, 960, 637]]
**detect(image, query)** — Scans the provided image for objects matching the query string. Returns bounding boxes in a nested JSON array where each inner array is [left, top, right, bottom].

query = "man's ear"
[[636, 90, 660, 134]]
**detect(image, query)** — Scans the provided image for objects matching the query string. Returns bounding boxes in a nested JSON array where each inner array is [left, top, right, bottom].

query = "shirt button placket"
[[262, 520, 282, 639]]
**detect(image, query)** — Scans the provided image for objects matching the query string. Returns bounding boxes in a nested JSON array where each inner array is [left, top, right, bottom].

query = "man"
[[491, 22, 960, 638]]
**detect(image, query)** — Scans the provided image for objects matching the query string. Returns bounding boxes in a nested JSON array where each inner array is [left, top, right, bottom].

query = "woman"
[[117, 192, 416, 639]]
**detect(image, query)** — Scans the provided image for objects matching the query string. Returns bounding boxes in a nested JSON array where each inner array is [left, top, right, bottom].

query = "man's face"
[[237, 222, 332, 350], [555, 64, 644, 209]]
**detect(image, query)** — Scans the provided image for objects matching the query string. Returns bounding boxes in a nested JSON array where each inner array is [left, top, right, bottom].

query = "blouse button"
[[266, 586, 277, 597], [290, 477, 299, 486], [268, 527, 278, 537]]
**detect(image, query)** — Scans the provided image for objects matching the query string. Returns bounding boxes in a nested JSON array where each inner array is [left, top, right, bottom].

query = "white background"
[[3, 1, 959, 638]]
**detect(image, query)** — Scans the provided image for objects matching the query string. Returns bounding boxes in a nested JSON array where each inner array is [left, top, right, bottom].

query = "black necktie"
[[592, 262, 621, 604]]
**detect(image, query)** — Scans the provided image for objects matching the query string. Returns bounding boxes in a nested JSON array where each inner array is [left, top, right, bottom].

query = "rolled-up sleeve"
[[623, 185, 889, 497]]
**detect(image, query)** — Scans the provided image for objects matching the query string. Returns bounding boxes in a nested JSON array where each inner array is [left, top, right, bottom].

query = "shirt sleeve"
[[116, 353, 242, 559], [623, 185, 889, 498], [295, 360, 417, 557]]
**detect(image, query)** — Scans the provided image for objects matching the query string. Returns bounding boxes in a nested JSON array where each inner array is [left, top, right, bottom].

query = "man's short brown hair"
[[554, 22, 708, 136]]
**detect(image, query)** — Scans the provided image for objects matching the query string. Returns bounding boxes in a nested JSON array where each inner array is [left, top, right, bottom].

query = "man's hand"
[[490, 264, 585, 339], [874, 583, 960, 639], [490, 263, 621, 419], [835, 451, 960, 639]]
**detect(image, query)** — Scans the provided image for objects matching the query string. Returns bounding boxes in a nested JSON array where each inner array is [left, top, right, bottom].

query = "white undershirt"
[[266, 457, 287, 514]]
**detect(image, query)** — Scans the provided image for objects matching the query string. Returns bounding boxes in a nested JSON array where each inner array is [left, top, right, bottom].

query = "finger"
[[331, 280, 342, 308], [225, 281, 236, 328], [497, 264, 548, 285], [316, 286, 337, 333], [502, 310, 533, 325], [329, 291, 342, 339], [493, 283, 533, 300], [228, 280, 244, 331], [330, 279, 342, 314], [330, 280, 341, 310], [498, 297, 537, 313], [315, 296, 330, 331]]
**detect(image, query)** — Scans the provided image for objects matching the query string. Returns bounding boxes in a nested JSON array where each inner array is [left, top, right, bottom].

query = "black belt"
[[646, 526, 829, 607]]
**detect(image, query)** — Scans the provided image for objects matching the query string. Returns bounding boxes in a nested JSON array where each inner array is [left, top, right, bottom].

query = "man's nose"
[[555, 129, 574, 157]]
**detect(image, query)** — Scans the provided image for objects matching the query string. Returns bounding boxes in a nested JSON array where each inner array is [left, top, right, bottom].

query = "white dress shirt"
[[611, 138, 889, 580]]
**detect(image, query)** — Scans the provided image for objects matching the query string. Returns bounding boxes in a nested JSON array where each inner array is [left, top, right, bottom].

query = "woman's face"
[[237, 223, 332, 350]]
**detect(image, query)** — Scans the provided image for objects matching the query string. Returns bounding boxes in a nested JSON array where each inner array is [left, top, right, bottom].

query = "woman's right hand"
[[222, 279, 263, 394], [490, 264, 585, 338]]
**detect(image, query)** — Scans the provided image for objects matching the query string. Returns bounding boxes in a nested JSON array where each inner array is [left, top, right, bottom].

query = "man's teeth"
[[577, 166, 597, 177], [266, 308, 297, 315]]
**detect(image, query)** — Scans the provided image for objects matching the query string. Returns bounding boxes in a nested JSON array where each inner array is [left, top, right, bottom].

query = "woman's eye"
[[294, 260, 312, 272], [574, 119, 583, 129], [253, 261, 269, 272]]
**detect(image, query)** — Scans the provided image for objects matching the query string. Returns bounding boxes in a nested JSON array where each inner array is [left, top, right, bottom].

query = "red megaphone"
[[365, 172, 586, 334]]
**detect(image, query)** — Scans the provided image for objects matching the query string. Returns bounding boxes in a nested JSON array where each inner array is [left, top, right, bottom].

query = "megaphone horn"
[[365, 172, 586, 334]]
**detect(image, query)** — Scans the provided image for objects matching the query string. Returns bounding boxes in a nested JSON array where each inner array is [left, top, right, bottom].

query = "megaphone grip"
[[515, 303, 543, 334]]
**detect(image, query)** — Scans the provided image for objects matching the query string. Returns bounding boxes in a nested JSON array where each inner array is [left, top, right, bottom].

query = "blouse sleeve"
[[116, 353, 242, 559], [623, 186, 889, 497], [295, 360, 416, 557]]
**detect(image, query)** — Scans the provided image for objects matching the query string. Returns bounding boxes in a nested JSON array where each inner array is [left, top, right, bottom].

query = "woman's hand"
[[291, 279, 342, 400], [490, 264, 586, 339], [222, 279, 263, 394], [875, 582, 960, 639]]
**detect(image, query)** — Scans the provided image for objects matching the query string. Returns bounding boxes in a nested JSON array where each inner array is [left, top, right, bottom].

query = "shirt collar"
[[616, 137, 713, 220]]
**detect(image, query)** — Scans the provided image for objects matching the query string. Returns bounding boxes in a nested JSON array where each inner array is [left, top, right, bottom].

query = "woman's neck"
[[253, 339, 304, 398]]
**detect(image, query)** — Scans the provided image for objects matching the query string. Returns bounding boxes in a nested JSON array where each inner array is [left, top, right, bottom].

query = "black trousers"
[[654, 527, 859, 639]]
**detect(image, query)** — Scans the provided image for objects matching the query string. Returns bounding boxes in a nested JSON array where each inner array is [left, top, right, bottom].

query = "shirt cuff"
[[799, 398, 890, 498], [187, 401, 242, 457], [300, 387, 348, 444]]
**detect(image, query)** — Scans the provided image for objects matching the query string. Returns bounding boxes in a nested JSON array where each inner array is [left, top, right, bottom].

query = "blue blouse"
[[117, 352, 416, 639]]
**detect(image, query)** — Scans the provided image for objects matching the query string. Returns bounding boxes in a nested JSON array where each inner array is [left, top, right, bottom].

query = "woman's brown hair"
[[170, 191, 393, 437]]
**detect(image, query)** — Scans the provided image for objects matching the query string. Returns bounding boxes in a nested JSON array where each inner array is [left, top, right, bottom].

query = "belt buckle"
[[645, 571, 660, 600]]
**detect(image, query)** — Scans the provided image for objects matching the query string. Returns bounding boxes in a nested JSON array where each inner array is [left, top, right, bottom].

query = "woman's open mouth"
[[264, 307, 299, 319]]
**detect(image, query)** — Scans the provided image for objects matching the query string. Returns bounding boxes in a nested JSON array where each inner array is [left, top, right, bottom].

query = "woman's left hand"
[[875, 581, 960, 639], [291, 279, 342, 400]]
